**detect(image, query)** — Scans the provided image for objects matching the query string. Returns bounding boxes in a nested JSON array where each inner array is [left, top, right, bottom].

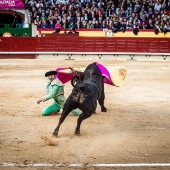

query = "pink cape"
[[56, 62, 114, 86], [55, 67, 73, 84]]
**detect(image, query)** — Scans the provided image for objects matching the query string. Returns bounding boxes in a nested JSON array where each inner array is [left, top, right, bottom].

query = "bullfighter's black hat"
[[45, 70, 57, 77]]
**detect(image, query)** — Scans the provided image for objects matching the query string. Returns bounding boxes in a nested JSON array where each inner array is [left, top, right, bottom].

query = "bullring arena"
[[0, 55, 170, 170]]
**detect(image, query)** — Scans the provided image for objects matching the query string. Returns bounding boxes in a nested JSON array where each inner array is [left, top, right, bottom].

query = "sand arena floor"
[[0, 58, 170, 170]]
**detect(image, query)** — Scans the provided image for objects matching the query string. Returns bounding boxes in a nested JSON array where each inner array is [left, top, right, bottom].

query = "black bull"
[[53, 62, 107, 136]]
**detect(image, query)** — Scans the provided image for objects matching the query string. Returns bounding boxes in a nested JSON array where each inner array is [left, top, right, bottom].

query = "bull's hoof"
[[52, 131, 58, 137], [74, 131, 80, 135], [102, 108, 107, 112]]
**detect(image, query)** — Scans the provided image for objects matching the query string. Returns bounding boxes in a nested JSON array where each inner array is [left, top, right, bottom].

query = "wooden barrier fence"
[[0, 35, 170, 59]]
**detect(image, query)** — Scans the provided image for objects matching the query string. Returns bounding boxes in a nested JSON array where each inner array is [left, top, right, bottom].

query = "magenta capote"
[[0, 0, 24, 8]]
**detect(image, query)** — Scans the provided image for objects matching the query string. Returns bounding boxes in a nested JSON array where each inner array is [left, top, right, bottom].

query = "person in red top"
[[55, 20, 62, 33]]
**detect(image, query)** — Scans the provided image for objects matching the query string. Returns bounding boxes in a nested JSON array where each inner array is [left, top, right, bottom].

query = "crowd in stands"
[[26, 0, 170, 34]]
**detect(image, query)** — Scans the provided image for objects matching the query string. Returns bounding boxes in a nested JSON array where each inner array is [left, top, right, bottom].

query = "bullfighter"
[[37, 70, 81, 116]]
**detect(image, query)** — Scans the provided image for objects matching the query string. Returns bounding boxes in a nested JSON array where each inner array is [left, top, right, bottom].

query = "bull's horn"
[[102, 74, 110, 82]]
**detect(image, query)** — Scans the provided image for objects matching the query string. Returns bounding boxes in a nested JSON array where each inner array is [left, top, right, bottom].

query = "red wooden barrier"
[[0, 36, 170, 58]]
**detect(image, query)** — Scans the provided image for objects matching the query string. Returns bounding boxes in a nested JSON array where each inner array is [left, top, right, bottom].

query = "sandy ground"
[[0, 58, 170, 170]]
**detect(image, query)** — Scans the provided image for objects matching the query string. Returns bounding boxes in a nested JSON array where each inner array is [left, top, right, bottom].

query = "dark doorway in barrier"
[[0, 14, 13, 25]]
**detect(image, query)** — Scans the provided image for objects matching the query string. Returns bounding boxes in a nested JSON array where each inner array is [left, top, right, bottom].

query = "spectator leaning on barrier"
[[119, 19, 126, 32], [87, 20, 94, 29], [154, 20, 161, 34], [68, 21, 78, 33], [55, 20, 62, 33], [133, 20, 140, 35], [163, 21, 170, 33], [112, 20, 119, 33]]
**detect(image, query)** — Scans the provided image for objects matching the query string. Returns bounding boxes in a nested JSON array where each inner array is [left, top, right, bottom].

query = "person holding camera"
[[13, 12, 22, 28]]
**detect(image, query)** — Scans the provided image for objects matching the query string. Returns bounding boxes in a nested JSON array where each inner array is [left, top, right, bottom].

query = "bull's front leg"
[[98, 97, 107, 112], [98, 88, 107, 112]]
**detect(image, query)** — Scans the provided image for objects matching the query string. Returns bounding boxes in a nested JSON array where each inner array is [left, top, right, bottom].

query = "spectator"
[[161, 1, 167, 11], [41, 20, 49, 28], [37, 6, 43, 15], [154, 1, 162, 12], [46, 15, 52, 24], [54, 13, 61, 22], [87, 9, 93, 21], [126, 20, 133, 29], [91, 2, 98, 13], [105, 17, 110, 25], [154, 20, 161, 34], [92, 17, 96, 25], [62, 19, 67, 33], [98, 16, 103, 26], [159, 20, 165, 32], [140, 17, 147, 27], [68, 21, 76, 32], [97, 0, 105, 8], [87, 20, 94, 28], [147, 19, 154, 29], [94, 20, 101, 28], [48, 20, 55, 28], [112, 20, 119, 32], [125, 7, 131, 19], [34, 16, 42, 28], [31, 10, 38, 23], [108, 20, 113, 29], [133, 16, 140, 25], [67, 16, 72, 27], [163, 22, 170, 34], [101, 20, 108, 29], [28, 0, 37, 7], [148, 7, 153, 17], [75, 20, 82, 29], [140, 21, 147, 29], [40, 11, 48, 21], [75, 11, 81, 22], [12, 12, 22, 28], [84, 12, 89, 22], [127, 16, 133, 25], [36, 31, 42, 37], [119, 20, 126, 32], [55, 20, 62, 33], [81, 20, 87, 28], [133, 21, 139, 35], [36, 0, 43, 9]]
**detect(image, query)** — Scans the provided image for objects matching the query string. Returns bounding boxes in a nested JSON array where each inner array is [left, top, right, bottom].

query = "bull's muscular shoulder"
[[51, 78, 63, 86]]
